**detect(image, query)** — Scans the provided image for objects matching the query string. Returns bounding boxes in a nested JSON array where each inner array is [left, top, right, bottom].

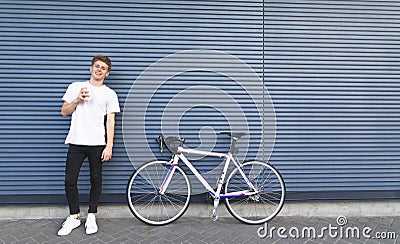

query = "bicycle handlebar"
[[157, 132, 247, 155], [157, 134, 185, 154]]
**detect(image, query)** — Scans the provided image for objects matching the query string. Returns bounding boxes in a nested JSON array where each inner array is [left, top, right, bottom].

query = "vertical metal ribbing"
[[262, 0, 266, 163], [0, 0, 265, 202]]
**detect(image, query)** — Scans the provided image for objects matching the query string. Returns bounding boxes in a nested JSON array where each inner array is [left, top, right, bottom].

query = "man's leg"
[[84, 146, 104, 235], [65, 144, 86, 215], [86, 145, 105, 214]]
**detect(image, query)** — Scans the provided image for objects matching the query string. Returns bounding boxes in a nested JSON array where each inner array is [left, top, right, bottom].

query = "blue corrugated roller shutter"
[[265, 0, 400, 199], [0, 0, 267, 203], [1, 0, 399, 204]]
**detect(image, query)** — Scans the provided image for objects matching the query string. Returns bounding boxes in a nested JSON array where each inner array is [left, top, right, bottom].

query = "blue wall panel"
[[0, 0, 266, 203], [1, 0, 400, 204], [265, 0, 400, 199]]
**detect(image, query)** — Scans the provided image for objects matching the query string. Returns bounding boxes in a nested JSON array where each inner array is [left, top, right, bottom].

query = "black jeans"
[[64, 144, 105, 215]]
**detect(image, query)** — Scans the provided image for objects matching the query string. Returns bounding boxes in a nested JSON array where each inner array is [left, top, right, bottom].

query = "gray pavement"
[[1, 215, 399, 243]]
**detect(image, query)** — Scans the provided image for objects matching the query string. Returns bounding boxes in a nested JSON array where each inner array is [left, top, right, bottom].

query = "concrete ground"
[[0, 202, 399, 243]]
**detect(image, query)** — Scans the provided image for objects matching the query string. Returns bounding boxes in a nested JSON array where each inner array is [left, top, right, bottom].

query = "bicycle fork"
[[159, 156, 179, 195]]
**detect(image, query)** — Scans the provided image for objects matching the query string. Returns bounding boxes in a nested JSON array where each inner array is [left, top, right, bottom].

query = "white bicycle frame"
[[159, 146, 259, 200]]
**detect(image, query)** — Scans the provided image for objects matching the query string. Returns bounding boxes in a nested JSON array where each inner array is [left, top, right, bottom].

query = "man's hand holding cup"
[[79, 87, 91, 101]]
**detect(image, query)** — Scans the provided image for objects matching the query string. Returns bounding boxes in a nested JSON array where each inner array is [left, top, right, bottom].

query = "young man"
[[58, 55, 120, 236]]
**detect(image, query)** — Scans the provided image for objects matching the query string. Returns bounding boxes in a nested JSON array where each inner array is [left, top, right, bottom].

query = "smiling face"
[[90, 60, 110, 82]]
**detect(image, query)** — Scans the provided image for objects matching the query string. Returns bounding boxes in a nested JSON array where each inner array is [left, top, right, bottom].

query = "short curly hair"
[[91, 55, 112, 72]]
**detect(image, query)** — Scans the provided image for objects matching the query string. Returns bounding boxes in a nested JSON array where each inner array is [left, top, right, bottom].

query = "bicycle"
[[126, 131, 285, 225]]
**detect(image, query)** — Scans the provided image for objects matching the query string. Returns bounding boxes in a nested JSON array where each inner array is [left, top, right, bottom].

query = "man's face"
[[90, 60, 110, 81]]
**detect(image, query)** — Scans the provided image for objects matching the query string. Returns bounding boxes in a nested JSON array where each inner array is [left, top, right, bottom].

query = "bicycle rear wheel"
[[127, 160, 191, 225], [225, 161, 285, 224]]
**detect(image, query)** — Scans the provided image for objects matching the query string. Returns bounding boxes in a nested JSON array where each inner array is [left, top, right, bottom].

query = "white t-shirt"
[[62, 81, 120, 145]]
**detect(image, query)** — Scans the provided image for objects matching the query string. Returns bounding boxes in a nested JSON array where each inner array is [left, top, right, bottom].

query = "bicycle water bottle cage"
[[162, 135, 185, 154]]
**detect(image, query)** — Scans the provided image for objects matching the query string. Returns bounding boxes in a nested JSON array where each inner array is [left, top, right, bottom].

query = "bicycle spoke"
[[130, 192, 156, 204], [225, 161, 285, 224], [127, 161, 191, 225]]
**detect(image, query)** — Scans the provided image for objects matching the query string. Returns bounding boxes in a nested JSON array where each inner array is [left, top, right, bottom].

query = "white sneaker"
[[57, 215, 81, 236], [85, 213, 98, 235]]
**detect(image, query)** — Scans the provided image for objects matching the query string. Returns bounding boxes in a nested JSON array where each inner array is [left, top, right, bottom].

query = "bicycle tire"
[[126, 160, 191, 225], [225, 161, 285, 224]]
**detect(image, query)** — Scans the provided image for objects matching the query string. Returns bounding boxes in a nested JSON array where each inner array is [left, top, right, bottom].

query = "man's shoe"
[[57, 215, 81, 236], [85, 213, 98, 235]]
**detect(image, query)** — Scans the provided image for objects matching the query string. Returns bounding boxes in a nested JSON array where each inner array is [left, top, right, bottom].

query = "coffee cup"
[[81, 87, 91, 101]]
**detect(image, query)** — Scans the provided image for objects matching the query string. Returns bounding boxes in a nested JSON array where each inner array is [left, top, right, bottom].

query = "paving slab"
[[0, 216, 398, 244]]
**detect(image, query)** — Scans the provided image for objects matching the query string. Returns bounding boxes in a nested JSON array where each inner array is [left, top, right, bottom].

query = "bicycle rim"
[[127, 161, 191, 225], [225, 161, 285, 224]]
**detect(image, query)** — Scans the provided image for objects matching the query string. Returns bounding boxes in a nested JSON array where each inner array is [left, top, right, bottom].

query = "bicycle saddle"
[[219, 131, 247, 139]]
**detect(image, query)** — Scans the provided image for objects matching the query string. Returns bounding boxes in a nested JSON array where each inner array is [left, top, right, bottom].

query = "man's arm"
[[61, 87, 87, 117], [61, 100, 80, 117], [101, 112, 116, 162]]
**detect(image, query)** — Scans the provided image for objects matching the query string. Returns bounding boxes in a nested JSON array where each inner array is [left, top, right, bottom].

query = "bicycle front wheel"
[[225, 161, 285, 224], [126, 160, 191, 225]]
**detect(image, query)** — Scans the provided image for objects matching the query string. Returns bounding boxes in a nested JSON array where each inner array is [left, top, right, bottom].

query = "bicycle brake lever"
[[157, 135, 164, 153]]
